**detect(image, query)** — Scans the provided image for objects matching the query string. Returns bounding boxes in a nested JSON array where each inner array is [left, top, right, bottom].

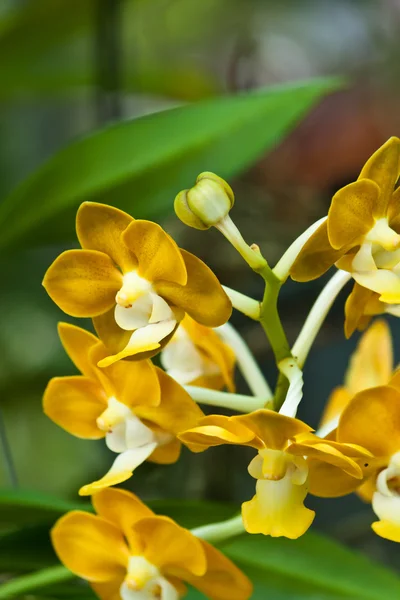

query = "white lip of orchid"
[[114, 285, 176, 340], [96, 396, 133, 432], [352, 242, 376, 272], [116, 271, 153, 308], [97, 397, 173, 454], [120, 556, 179, 600], [160, 325, 220, 386], [365, 218, 400, 252], [376, 451, 400, 497], [372, 452, 400, 527]]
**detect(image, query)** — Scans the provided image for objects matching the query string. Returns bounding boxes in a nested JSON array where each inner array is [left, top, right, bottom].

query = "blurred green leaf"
[[222, 532, 400, 600], [0, 78, 341, 251], [0, 489, 89, 526], [0, 525, 57, 571], [0, 0, 222, 100], [149, 498, 236, 528], [2, 497, 400, 600]]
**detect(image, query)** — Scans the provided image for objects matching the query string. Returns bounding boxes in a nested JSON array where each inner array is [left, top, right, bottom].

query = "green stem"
[[274, 372, 290, 412], [257, 265, 292, 410], [0, 566, 73, 599], [217, 322, 273, 400], [259, 266, 291, 363], [191, 514, 245, 544]]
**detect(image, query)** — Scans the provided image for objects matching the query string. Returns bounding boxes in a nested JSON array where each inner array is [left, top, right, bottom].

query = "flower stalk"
[[222, 286, 260, 320], [217, 322, 273, 400], [273, 216, 327, 282], [292, 269, 351, 368], [185, 386, 268, 413], [191, 514, 245, 545]]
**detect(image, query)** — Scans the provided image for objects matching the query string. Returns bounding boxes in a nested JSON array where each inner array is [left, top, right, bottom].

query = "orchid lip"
[[116, 270, 153, 307]]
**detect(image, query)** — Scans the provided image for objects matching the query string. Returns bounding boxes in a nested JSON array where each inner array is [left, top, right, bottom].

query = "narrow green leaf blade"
[[0, 489, 89, 526], [0, 79, 341, 250]]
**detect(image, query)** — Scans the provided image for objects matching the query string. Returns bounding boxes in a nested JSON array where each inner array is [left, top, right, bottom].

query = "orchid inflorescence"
[[43, 138, 400, 600]]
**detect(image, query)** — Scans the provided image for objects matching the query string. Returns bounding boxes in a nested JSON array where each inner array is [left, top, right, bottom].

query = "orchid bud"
[[174, 172, 234, 230]]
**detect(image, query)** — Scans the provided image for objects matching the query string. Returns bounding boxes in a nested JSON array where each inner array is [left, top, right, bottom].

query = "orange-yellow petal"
[[43, 376, 106, 439], [90, 580, 123, 600], [345, 318, 393, 394], [58, 322, 100, 378], [135, 368, 204, 436], [338, 385, 400, 457], [288, 438, 366, 479], [187, 540, 252, 600], [51, 511, 128, 582], [290, 221, 346, 282], [148, 438, 181, 464], [358, 137, 400, 218], [344, 283, 377, 339], [234, 409, 312, 451], [183, 316, 236, 391], [122, 220, 187, 285], [178, 414, 258, 453], [92, 488, 154, 553], [76, 202, 137, 272], [307, 461, 367, 498], [387, 186, 400, 232], [242, 478, 315, 539], [319, 387, 352, 430], [133, 516, 207, 577], [93, 307, 132, 355], [43, 249, 122, 317], [327, 179, 379, 249], [357, 475, 378, 503], [90, 345, 161, 408], [155, 249, 232, 327]]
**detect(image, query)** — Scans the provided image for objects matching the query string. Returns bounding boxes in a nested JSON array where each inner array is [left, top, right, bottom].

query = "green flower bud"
[[174, 172, 234, 230]]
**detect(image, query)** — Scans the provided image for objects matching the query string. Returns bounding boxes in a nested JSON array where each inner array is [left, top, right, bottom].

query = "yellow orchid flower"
[[43, 202, 232, 366], [160, 316, 236, 391], [291, 137, 400, 309], [43, 323, 204, 496], [179, 410, 369, 539], [333, 379, 400, 543], [319, 319, 393, 435], [344, 282, 400, 338], [52, 487, 252, 600]]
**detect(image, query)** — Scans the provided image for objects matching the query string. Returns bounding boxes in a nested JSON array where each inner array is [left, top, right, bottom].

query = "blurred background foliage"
[[1, 0, 400, 597]]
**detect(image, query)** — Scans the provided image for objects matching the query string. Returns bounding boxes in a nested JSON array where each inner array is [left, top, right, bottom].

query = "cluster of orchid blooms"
[[43, 137, 400, 600]]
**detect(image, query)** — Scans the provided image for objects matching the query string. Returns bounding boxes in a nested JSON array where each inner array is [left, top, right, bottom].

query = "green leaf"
[[0, 525, 57, 570], [148, 498, 236, 529], [0, 489, 90, 527], [0, 78, 341, 251], [221, 532, 400, 600]]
